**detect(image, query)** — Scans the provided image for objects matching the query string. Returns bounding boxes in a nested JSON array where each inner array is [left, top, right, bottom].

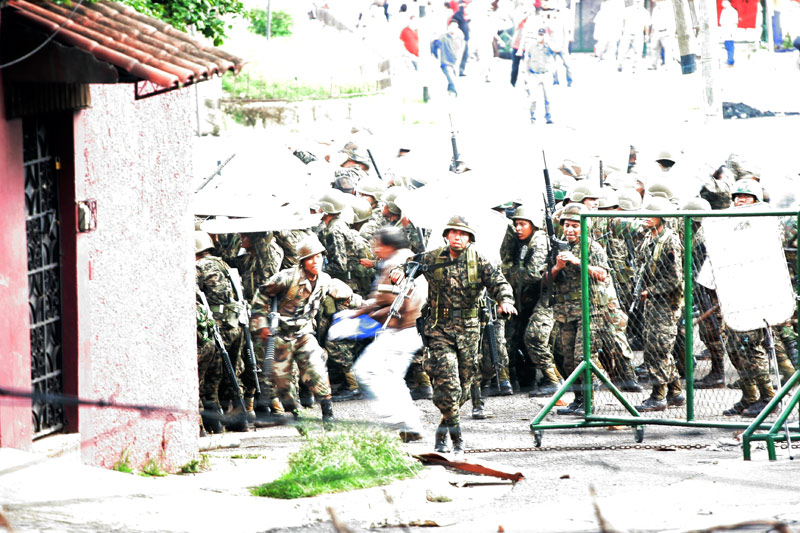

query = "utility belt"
[[553, 291, 609, 306], [435, 306, 479, 320]]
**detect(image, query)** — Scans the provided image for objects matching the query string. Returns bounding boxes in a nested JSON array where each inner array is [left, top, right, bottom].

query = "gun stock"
[[229, 268, 261, 395]]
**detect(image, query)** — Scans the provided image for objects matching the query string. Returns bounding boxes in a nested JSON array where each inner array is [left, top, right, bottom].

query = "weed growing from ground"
[[111, 449, 133, 474], [179, 454, 211, 474], [251, 425, 421, 499], [139, 458, 168, 477]]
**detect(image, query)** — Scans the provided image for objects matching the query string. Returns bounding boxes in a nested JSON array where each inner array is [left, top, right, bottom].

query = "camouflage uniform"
[[275, 229, 312, 270], [551, 239, 609, 382], [359, 209, 390, 241], [196, 253, 257, 404], [638, 226, 683, 398], [196, 287, 221, 405], [418, 245, 514, 428], [590, 217, 640, 386], [250, 265, 360, 408]]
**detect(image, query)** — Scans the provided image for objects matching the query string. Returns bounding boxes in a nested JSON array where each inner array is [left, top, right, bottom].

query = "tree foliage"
[[117, 0, 249, 46], [248, 9, 293, 38]]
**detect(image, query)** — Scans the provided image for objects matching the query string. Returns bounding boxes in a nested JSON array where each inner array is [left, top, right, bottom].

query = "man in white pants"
[[353, 227, 427, 442]]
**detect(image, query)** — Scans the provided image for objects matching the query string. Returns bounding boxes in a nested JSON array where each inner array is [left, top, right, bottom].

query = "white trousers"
[[354, 327, 424, 433]]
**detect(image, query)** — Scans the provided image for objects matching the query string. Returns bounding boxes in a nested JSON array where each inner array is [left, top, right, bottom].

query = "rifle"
[[262, 297, 279, 381], [628, 236, 655, 315], [448, 114, 464, 173], [367, 149, 383, 181], [229, 268, 260, 395], [542, 151, 569, 304], [195, 153, 235, 193], [383, 261, 421, 329], [482, 294, 502, 391], [197, 291, 247, 415]]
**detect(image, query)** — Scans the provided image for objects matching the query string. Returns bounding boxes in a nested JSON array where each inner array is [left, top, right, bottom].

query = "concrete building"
[[0, 0, 242, 470]]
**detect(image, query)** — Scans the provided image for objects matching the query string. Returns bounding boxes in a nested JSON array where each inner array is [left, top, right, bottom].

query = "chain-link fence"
[[531, 209, 799, 449]]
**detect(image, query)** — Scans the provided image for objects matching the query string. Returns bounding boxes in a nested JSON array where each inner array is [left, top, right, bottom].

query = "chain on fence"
[[579, 211, 799, 425]]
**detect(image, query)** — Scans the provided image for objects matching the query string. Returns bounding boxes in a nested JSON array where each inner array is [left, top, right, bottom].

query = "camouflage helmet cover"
[[559, 202, 586, 223], [646, 180, 675, 200], [642, 196, 673, 212], [617, 187, 642, 211], [351, 195, 373, 223], [442, 214, 477, 242], [194, 230, 214, 254], [599, 188, 619, 209], [319, 191, 346, 214], [511, 205, 545, 228], [570, 183, 602, 203], [296, 235, 326, 262], [681, 197, 712, 211]]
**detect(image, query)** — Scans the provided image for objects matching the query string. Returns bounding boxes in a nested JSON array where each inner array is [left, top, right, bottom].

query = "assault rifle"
[[384, 261, 421, 329], [367, 149, 383, 181], [448, 114, 464, 173], [542, 151, 569, 304], [482, 295, 502, 391], [229, 268, 261, 394], [197, 291, 248, 419]]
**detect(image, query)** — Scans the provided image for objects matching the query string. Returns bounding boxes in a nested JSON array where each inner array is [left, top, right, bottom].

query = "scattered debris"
[[688, 519, 790, 533], [589, 485, 618, 533], [425, 490, 452, 503], [413, 454, 525, 482], [327, 506, 354, 533], [560, 474, 570, 479], [723, 102, 799, 120]]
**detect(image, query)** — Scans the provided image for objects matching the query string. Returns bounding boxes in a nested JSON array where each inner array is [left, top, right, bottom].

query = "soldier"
[[196, 286, 222, 435], [195, 231, 256, 431], [547, 204, 611, 415], [500, 205, 552, 396], [236, 232, 285, 420], [634, 197, 685, 411], [317, 192, 372, 401], [412, 215, 516, 453], [250, 235, 362, 427]]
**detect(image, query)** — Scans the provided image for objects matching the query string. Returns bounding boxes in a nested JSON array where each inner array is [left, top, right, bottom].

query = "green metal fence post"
[[684, 215, 695, 421], [581, 214, 592, 415]]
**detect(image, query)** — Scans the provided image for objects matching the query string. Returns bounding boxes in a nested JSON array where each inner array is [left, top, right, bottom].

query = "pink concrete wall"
[[74, 84, 198, 470], [0, 73, 33, 450]]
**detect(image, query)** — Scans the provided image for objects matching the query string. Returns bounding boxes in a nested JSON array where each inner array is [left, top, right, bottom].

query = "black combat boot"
[[471, 384, 492, 419], [448, 425, 464, 455], [434, 424, 450, 453], [320, 399, 335, 429], [201, 401, 224, 434]]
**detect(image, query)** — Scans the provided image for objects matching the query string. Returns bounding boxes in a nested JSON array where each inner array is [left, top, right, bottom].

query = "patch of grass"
[[221, 72, 381, 102], [179, 454, 211, 474], [139, 458, 168, 478], [231, 453, 262, 459], [112, 449, 133, 474], [250, 426, 422, 499]]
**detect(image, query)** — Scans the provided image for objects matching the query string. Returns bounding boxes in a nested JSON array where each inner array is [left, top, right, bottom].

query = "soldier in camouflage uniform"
[[592, 190, 643, 392], [317, 192, 372, 400], [195, 231, 255, 431], [634, 197, 685, 412], [500, 206, 553, 396], [548, 204, 611, 416], [276, 228, 313, 270], [236, 232, 285, 419], [196, 286, 222, 434], [250, 235, 362, 426], [414, 215, 516, 453]]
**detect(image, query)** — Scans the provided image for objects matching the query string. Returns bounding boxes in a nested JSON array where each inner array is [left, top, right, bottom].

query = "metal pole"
[[419, 3, 430, 103], [764, 0, 773, 51], [697, 0, 721, 121], [673, 0, 697, 73], [683, 215, 695, 421], [581, 214, 592, 415], [266, 0, 272, 40]]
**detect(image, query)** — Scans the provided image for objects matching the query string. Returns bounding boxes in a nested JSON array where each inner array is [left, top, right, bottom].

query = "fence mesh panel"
[[578, 212, 799, 425]]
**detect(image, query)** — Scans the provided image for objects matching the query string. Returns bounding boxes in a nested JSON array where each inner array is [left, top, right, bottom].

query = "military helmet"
[[732, 178, 763, 203], [355, 179, 384, 198], [319, 191, 346, 215], [194, 231, 214, 254], [442, 214, 476, 242], [511, 205, 545, 228], [646, 180, 675, 201], [681, 197, 711, 211], [617, 188, 642, 211], [604, 171, 628, 191], [570, 183, 602, 203], [599, 188, 619, 209], [296, 235, 326, 262], [559, 202, 586, 223], [655, 149, 676, 165], [553, 175, 576, 202], [381, 186, 404, 215], [352, 196, 373, 224], [642, 196, 673, 212]]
